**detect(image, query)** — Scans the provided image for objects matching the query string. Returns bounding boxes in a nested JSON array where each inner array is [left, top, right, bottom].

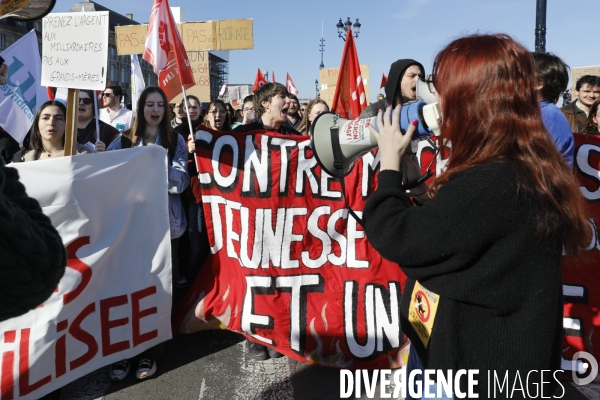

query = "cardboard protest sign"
[[319, 65, 370, 109], [175, 129, 408, 369], [115, 19, 254, 55], [170, 51, 211, 103], [41, 12, 109, 91], [3, 147, 172, 399]]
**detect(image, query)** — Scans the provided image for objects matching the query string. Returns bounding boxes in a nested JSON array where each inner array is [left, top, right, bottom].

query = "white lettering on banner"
[[576, 143, 600, 201], [241, 274, 399, 358], [41, 12, 109, 90], [202, 196, 370, 270]]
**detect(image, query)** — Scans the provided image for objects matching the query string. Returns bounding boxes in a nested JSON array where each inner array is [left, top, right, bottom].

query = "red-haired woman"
[[364, 34, 590, 398]]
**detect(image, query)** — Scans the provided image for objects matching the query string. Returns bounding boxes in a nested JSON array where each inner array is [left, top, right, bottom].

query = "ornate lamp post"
[[336, 17, 361, 41], [535, 0, 547, 53], [315, 79, 319, 98]]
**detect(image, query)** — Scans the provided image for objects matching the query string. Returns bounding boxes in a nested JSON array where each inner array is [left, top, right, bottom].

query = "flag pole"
[[93, 93, 100, 143], [181, 84, 200, 174]]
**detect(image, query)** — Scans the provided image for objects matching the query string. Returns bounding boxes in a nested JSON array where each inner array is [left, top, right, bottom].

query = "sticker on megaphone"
[[339, 101, 441, 146]]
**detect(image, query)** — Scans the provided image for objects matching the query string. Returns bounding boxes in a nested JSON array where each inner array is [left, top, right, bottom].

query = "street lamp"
[[534, 0, 547, 53], [315, 79, 319, 98], [319, 37, 325, 69], [337, 17, 361, 41]]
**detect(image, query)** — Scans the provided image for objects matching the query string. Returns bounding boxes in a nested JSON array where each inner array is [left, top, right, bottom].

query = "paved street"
[[42, 327, 600, 400]]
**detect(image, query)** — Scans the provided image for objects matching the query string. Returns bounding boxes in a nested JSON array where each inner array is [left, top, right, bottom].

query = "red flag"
[[271, 71, 275, 83], [143, 0, 194, 101], [252, 69, 268, 93], [46, 87, 54, 101], [286, 73, 299, 95], [380, 73, 388, 89], [331, 29, 366, 119]]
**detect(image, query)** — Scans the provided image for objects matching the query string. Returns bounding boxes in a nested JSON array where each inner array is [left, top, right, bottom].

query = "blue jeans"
[[406, 347, 453, 400], [188, 203, 209, 279]]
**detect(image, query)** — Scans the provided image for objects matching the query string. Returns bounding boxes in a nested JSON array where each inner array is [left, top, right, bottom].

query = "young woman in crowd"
[[583, 98, 600, 134], [233, 83, 300, 136], [296, 99, 329, 135], [363, 34, 590, 398], [107, 86, 190, 381], [76, 90, 119, 150], [12, 101, 92, 162], [181, 99, 231, 288]]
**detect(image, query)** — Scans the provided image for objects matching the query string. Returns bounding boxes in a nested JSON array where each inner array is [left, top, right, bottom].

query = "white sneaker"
[[135, 358, 157, 380], [109, 359, 131, 381]]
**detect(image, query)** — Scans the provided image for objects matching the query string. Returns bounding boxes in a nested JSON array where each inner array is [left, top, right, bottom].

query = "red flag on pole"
[[252, 69, 268, 93], [143, 0, 195, 101], [286, 73, 299, 95], [380, 73, 388, 89], [331, 28, 366, 119]]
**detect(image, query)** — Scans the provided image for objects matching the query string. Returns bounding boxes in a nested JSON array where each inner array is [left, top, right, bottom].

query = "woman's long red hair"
[[430, 34, 589, 256]]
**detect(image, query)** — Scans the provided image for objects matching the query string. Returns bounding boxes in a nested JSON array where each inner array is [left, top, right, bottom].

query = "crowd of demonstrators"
[[561, 75, 600, 133], [531, 52, 575, 166], [285, 94, 302, 130], [12, 101, 92, 163], [360, 58, 425, 118], [76, 90, 119, 152], [583, 98, 600, 134], [233, 82, 301, 137], [364, 34, 590, 398], [106, 86, 190, 381], [297, 99, 329, 135], [99, 85, 134, 133]]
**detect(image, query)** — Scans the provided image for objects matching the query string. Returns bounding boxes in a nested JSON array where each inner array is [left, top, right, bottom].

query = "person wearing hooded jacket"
[[360, 59, 425, 118]]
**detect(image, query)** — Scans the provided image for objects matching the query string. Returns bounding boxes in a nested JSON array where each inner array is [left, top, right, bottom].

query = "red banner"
[[176, 130, 600, 374], [175, 129, 407, 369]]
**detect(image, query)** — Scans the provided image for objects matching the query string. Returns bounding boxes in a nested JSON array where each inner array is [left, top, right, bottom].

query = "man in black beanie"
[[360, 59, 425, 118]]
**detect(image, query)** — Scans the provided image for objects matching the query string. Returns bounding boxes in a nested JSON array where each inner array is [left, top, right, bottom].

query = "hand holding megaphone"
[[368, 105, 416, 172]]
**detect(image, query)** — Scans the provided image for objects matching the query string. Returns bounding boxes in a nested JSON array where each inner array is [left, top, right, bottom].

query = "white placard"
[[41, 12, 109, 90]]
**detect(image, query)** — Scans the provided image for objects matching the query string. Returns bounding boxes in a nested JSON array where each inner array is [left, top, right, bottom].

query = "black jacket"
[[360, 59, 425, 118], [0, 165, 66, 321], [233, 119, 301, 136], [77, 118, 119, 147], [363, 162, 562, 398]]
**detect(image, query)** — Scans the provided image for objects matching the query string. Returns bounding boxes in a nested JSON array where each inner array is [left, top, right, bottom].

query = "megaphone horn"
[[0, 0, 57, 22], [310, 101, 442, 178]]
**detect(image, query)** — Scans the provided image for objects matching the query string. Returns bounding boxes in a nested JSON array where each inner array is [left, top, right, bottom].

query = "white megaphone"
[[310, 99, 441, 178], [0, 0, 56, 21]]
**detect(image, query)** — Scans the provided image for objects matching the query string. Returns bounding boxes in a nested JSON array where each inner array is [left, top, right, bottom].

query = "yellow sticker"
[[408, 281, 440, 348]]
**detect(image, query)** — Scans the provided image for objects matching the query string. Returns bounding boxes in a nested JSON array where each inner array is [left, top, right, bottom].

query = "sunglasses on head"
[[79, 98, 93, 105]]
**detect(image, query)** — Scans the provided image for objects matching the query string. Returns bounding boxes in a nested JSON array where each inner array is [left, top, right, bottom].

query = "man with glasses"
[[171, 102, 185, 129], [360, 59, 425, 118], [299, 102, 308, 117], [99, 85, 134, 133], [76, 90, 119, 151]]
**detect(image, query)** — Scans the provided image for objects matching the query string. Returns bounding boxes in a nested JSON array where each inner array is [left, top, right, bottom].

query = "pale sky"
[[55, 0, 599, 103]]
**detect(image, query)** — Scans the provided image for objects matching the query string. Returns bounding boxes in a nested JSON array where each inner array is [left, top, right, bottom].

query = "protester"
[[359, 59, 425, 118], [364, 33, 590, 398], [299, 102, 308, 117], [12, 101, 92, 162], [107, 86, 190, 381], [561, 75, 600, 133], [99, 85, 134, 133], [232, 95, 255, 129], [0, 127, 19, 164], [297, 99, 329, 135], [225, 102, 235, 125], [531, 52, 574, 166], [76, 90, 118, 151], [182, 99, 232, 288], [233, 83, 300, 136], [173, 95, 202, 139], [171, 101, 185, 129], [0, 163, 66, 322], [583, 98, 600, 134], [285, 94, 302, 130]]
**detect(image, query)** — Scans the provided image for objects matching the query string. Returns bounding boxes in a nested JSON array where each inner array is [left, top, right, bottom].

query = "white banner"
[[130, 54, 145, 113], [41, 12, 109, 90], [3, 147, 172, 399], [0, 30, 48, 144]]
